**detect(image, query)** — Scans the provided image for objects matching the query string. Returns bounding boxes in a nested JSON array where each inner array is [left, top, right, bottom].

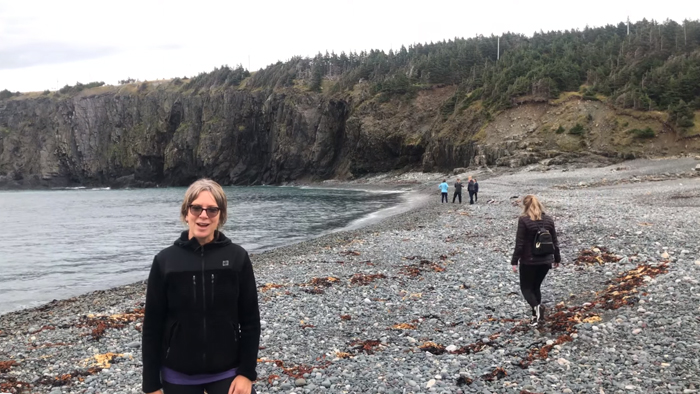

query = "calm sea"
[[0, 186, 405, 315]]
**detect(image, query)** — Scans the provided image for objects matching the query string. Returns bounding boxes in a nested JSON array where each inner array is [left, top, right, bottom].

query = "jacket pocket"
[[209, 271, 239, 309], [205, 317, 239, 371], [164, 318, 203, 374], [162, 320, 178, 359], [165, 322, 180, 360]]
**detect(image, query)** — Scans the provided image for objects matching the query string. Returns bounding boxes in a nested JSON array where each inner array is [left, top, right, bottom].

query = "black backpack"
[[532, 226, 555, 256]]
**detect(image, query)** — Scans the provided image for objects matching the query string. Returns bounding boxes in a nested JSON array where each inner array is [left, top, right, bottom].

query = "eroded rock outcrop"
[[0, 85, 697, 188]]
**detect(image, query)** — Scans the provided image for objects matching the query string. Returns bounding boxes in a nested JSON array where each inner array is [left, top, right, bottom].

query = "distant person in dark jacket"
[[439, 180, 449, 203], [473, 178, 479, 203], [510, 195, 561, 327], [467, 177, 476, 204], [452, 179, 463, 203], [142, 179, 260, 394]]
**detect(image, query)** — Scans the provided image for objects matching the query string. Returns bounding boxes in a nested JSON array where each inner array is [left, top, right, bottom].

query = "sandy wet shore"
[[1, 158, 699, 394]]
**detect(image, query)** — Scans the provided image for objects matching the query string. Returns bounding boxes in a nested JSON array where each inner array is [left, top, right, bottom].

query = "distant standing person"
[[510, 195, 561, 327], [473, 178, 479, 203], [467, 177, 476, 205], [452, 178, 463, 203], [439, 180, 449, 203]]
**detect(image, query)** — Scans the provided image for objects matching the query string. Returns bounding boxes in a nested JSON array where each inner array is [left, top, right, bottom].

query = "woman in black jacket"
[[511, 195, 561, 326], [142, 179, 260, 394]]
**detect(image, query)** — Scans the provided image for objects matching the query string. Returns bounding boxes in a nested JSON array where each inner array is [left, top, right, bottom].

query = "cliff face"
[[0, 89, 353, 187], [0, 84, 697, 188]]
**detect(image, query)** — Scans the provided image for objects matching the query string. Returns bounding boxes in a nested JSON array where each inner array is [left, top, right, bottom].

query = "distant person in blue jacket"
[[439, 180, 449, 203]]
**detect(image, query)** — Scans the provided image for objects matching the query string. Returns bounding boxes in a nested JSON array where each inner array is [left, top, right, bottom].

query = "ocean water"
[[0, 186, 404, 315]]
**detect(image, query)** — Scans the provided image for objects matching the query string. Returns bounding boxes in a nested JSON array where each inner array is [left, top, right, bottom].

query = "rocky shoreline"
[[1, 158, 699, 394]]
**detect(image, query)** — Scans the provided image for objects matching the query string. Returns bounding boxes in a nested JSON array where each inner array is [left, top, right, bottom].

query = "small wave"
[[347, 188, 407, 195], [90, 187, 111, 191], [331, 192, 428, 233], [299, 185, 406, 195]]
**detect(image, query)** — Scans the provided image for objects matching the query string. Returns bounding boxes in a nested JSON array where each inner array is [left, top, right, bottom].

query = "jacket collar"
[[174, 230, 232, 251]]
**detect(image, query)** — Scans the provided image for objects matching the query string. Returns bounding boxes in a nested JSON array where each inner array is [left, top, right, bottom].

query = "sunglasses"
[[189, 204, 221, 218]]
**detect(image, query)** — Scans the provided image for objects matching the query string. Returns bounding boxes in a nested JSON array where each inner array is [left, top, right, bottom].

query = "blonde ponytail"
[[522, 195, 544, 221]]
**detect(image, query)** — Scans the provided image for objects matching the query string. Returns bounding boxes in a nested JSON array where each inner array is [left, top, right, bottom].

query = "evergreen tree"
[[238, 18, 700, 119]]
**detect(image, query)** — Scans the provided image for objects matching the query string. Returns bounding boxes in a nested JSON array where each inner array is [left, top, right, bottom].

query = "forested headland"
[[1, 18, 698, 188]]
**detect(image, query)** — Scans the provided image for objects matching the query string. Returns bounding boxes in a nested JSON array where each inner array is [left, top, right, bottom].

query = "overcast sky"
[[1, 0, 698, 92]]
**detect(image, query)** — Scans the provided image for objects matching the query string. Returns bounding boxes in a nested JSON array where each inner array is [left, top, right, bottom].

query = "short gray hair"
[[180, 178, 228, 229]]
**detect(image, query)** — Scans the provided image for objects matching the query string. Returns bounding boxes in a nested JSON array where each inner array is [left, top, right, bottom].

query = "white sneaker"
[[532, 305, 541, 326], [538, 304, 546, 324], [529, 315, 538, 326]]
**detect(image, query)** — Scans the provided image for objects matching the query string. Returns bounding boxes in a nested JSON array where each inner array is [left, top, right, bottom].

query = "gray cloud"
[[0, 42, 122, 70]]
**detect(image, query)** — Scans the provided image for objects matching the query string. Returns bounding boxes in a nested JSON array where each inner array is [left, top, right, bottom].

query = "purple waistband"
[[161, 366, 237, 385]]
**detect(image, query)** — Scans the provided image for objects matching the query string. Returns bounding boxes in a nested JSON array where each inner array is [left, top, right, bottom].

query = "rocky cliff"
[[0, 82, 698, 188]]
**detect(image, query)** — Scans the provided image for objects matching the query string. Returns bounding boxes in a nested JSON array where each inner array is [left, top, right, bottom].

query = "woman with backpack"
[[510, 195, 561, 326]]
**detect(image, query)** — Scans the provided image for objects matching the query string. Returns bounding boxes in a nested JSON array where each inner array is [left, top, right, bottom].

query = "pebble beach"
[[1, 158, 699, 394]]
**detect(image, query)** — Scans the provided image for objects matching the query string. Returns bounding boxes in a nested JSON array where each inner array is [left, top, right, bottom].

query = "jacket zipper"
[[201, 247, 207, 366], [192, 275, 196, 305], [211, 273, 215, 304]]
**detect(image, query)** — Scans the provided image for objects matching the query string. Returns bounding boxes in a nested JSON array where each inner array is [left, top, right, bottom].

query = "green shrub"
[[677, 117, 695, 128], [372, 74, 416, 98], [185, 65, 250, 90], [569, 123, 585, 135], [58, 81, 105, 95], [440, 94, 457, 118], [555, 125, 565, 134], [669, 100, 695, 128], [0, 89, 19, 99], [376, 93, 391, 103], [579, 87, 599, 101], [629, 127, 655, 139]]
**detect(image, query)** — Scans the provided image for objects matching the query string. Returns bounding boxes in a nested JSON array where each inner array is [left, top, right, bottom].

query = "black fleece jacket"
[[142, 231, 260, 393], [510, 214, 561, 266]]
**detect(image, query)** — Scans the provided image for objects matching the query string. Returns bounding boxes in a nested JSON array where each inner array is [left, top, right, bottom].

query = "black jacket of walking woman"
[[510, 213, 561, 266]]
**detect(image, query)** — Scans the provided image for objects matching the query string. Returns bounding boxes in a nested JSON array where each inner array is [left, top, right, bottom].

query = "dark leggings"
[[441, 192, 448, 203], [519, 264, 550, 309], [163, 376, 257, 394]]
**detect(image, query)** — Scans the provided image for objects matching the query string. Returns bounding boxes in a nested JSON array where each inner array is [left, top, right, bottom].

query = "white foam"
[[331, 191, 428, 233]]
